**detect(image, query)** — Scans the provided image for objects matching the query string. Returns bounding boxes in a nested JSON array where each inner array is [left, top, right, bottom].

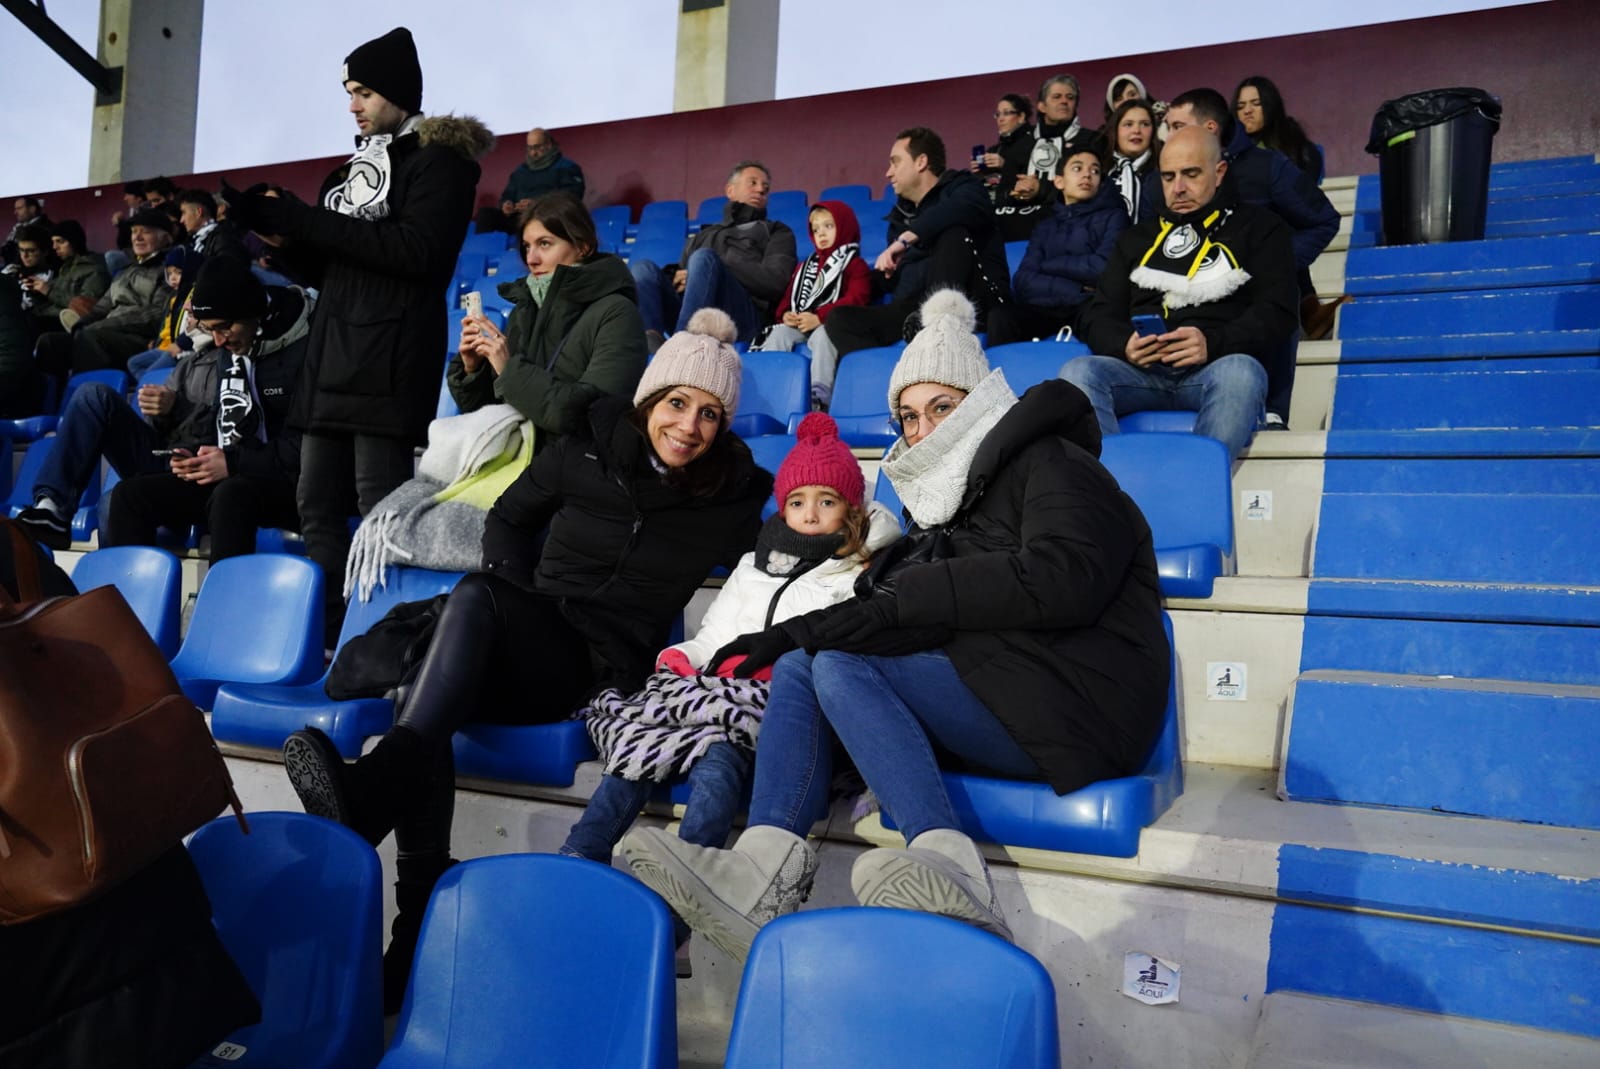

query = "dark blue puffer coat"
[[1013, 184, 1129, 309]]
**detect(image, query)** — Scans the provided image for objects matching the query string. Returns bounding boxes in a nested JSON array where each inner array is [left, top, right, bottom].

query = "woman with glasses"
[[973, 94, 1035, 202], [620, 289, 1170, 961]]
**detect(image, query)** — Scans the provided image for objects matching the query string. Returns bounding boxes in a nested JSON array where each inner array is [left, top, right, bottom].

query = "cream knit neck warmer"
[[880, 368, 1017, 528]]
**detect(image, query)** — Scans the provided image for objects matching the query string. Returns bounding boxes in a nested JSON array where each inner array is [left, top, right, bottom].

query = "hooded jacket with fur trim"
[[242, 114, 493, 443]]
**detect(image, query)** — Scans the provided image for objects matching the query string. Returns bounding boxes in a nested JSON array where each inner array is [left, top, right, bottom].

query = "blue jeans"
[[34, 383, 163, 507], [126, 349, 176, 379], [1060, 352, 1267, 460], [628, 250, 760, 341], [749, 650, 1039, 842], [563, 741, 752, 862]]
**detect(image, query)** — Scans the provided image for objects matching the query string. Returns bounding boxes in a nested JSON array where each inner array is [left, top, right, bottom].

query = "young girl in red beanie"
[[561, 412, 898, 882]]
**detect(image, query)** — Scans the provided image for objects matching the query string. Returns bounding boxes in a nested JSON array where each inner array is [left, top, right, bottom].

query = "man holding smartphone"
[[1065, 126, 1297, 461]]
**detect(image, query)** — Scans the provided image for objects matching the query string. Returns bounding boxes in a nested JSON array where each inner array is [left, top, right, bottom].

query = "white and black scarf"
[[1127, 208, 1251, 311], [1110, 150, 1152, 218], [786, 243, 859, 315], [324, 114, 422, 220], [215, 349, 263, 448], [1027, 118, 1084, 181]]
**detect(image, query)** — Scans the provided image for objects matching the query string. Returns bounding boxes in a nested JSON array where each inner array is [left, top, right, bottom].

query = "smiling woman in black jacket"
[[282, 309, 769, 1011], [620, 291, 1170, 963]]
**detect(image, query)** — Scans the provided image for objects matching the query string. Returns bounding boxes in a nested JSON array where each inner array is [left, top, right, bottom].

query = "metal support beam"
[[674, 0, 779, 112], [1, 0, 123, 102]]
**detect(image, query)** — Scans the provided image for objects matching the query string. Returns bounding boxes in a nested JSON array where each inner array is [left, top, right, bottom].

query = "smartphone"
[[151, 447, 194, 458], [463, 291, 483, 319], [971, 143, 987, 165], [1131, 314, 1169, 337]]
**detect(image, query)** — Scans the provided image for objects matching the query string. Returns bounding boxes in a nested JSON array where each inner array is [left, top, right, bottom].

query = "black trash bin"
[[1366, 88, 1502, 246]]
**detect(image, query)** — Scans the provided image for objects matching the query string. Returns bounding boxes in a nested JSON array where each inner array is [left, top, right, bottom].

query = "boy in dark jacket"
[[224, 27, 492, 644], [1068, 128, 1297, 461], [986, 147, 1128, 346]]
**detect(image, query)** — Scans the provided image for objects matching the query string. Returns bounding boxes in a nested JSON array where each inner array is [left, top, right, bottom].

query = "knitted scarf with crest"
[[1127, 207, 1251, 312]]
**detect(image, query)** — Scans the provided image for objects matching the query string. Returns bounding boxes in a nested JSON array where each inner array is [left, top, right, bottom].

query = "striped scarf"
[[581, 672, 769, 782]]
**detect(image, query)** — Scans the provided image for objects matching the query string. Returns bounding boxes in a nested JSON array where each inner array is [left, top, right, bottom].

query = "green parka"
[[446, 252, 646, 450]]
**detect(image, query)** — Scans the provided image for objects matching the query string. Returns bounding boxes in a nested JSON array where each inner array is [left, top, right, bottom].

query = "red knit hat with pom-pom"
[[775, 412, 864, 507]]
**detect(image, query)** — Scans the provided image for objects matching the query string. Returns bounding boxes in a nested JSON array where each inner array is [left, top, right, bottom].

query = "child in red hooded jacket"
[[751, 200, 871, 409]]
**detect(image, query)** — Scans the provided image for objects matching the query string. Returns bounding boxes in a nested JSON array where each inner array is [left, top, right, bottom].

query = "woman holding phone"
[[449, 193, 646, 451]]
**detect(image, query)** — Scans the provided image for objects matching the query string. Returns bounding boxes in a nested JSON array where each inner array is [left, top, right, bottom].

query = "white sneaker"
[[851, 828, 1013, 942], [619, 825, 817, 963]]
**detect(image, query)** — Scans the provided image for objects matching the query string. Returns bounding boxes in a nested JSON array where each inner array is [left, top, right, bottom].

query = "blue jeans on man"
[[1059, 352, 1267, 460], [747, 649, 1039, 843], [34, 383, 165, 507], [628, 248, 760, 341]]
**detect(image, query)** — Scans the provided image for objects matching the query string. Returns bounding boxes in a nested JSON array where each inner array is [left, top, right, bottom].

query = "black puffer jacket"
[[886, 169, 1012, 308], [447, 253, 646, 442], [251, 115, 493, 445], [679, 202, 798, 319], [889, 380, 1169, 793], [482, 396, 771, 691]]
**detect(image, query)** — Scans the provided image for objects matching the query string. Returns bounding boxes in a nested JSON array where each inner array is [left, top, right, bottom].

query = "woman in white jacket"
[[561, 412, 898, 867]]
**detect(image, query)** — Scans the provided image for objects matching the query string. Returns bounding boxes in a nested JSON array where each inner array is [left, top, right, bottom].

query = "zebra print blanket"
[[579, 671, 769, 782]]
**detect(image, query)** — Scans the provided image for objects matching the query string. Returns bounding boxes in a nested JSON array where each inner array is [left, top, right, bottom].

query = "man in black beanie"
[[223, 27, 491, 645], [36, 219, 111, 331], [16, 258, 313, 559]]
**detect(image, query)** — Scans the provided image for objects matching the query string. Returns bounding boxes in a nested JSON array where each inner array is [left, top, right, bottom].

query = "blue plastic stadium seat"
[[725, 909, 1058, 1069], [744, 434, 795, 521], [872, 459, 906, 529], [987, 340, 1090, 391], [169, 553, 324, 710], [627, 238, 685, 269], [1100, 433, 1234, 597], [880, 613, 1181, 857], [0, 368, 131, 443], [590, 204, 631, 232], [766, 190, 807, 217], [453, 251, 487, 284], [188, 812, 384, 1069], [379, 855, 676, 1069], [69, 546, 183, 657], [633, 216, 689, 248], [494, 247, 526, 279], [451, 720, 597, 787], [211, 567, 464, 757], [1005, 240, 1027, 280], [819, 184, 873, 209], [731, 350, 809, 438], [5, 438, 101, 533], [435, 365, 460, 421], [825, 344, 905, 449], [1118, 410, 1198, 434], [637, 200, 688, 229], [694, 195, 729, 226], [459, 230, 509, 258], [136, 366, 174, 392]]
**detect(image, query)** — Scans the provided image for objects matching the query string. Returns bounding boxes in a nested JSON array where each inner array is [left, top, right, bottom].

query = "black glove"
[[803, 596, 899, 651], [709, 626, 800, 678], [223, 180, 302, 238]]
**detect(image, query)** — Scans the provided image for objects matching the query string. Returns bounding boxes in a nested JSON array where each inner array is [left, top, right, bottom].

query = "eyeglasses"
[[994, 109, 1021, 118], [892, 394, 965, 438], [197, 319, 236, 334]]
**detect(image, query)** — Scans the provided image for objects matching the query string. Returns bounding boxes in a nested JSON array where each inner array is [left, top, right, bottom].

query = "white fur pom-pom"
[[919, 288, 977, 333], [684, 307, 739, 344]]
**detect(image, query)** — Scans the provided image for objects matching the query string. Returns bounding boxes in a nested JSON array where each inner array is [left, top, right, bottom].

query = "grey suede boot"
[[850, 828, 1013, 942], [619, 825, 817, 963]]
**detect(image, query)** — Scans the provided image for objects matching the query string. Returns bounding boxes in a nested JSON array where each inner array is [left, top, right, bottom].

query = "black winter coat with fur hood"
[[250, 114, 493, 444]]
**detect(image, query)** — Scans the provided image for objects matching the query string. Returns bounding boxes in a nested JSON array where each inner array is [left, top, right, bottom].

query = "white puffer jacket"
[[669, 501, 902, 669]]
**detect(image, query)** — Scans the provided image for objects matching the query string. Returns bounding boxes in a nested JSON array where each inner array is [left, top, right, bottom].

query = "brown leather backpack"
[[0, 523, 247, 924]]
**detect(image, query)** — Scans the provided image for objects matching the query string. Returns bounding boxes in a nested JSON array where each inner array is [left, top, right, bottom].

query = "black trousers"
[[825, 226, 990, 359], [983, 300, 1085, 347], [104, 472, 301, 563], [296, 432, 416, 647], [392, 573, 596, 859]]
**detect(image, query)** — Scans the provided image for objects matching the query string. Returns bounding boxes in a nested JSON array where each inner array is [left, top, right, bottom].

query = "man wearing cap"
[[224, 27, 491, 643], [15, 258, 313, 556], [31, 208, 175, 385]]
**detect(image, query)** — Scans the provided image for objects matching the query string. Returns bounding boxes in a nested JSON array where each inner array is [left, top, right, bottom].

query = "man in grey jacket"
[[629, 161, 797, 345]]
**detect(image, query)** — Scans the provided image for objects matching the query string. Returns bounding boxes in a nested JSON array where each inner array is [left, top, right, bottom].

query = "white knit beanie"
[[633, 308, 742, 418], [886, 290, 991, 413]]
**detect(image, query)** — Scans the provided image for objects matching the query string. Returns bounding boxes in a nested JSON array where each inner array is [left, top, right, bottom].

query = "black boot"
[[383, 855, 456, 1015], [282, 726, 429, 846]]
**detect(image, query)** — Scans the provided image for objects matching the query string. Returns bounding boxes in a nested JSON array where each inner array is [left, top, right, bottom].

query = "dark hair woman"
[[451, 192, 646, 444], [1233, 75, 1323, 182], [283, 308, 772, 1010], [618, 290, 1171, 962], [1104, 98, 1160, 223]]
